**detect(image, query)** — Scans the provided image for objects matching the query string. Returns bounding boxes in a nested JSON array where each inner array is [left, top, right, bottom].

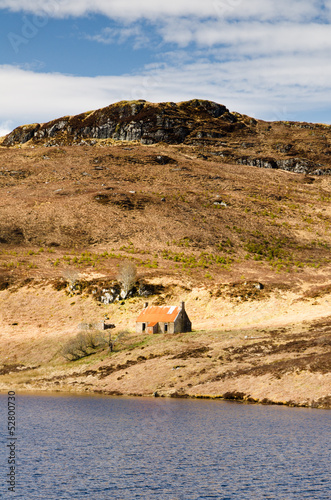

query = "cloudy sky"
[[0, 0, 331, 135]]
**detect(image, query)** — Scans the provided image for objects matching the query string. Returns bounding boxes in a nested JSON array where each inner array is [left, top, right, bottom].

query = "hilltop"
[[3, 99, 331, 176], [0, 99, 330, 408]]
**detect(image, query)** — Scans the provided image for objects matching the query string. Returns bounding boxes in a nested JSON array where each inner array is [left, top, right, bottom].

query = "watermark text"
[[7, 391, 16, 493]]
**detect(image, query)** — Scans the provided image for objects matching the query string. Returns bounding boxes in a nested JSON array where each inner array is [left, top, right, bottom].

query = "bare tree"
[[117, 261, 137, 298], [62, 329, 108, 361], [62, 327, 128, 360], [108, 330, 128, 352], [63, 269, 80, 292]]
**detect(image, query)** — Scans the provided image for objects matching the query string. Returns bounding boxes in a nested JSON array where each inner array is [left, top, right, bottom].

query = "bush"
[[62, 330, 110, 361], [62, 328, 127, 361]]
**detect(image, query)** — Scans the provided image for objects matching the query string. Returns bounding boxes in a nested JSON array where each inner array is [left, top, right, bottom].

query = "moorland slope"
[[0, 100, 330, 408]]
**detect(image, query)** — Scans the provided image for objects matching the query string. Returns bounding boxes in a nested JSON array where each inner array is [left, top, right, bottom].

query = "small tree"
[[62, 328, 127, 360], [117, 261, 137, 298], [108, 330, 128, 352], [62, 330, 108, 361], [63, 269, 80, 292]]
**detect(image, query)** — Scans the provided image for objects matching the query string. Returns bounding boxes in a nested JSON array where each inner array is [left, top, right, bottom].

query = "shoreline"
[[1, 384, 330, 410]]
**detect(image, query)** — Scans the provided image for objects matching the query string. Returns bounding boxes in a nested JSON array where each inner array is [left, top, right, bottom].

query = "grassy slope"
[[0, 124, 331, 408]]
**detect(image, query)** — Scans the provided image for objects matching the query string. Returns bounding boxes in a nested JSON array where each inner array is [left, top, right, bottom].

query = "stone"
[[101, 293, 114, 304], [237, 156, 325, 176]]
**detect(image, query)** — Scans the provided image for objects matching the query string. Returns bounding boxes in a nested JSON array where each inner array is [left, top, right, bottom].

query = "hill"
[[0, 99, 330, 408], [3, 99, 331, 176]]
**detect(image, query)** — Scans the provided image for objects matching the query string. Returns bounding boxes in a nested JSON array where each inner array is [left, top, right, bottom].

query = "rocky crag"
[[3, 99, 331, 176], [3, 99, 237, 146]]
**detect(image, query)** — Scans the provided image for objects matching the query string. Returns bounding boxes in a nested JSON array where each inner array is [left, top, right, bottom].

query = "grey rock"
[[237, 156, 325, 175], [101, 292, 114, 304], [2, 99, 235, 147]]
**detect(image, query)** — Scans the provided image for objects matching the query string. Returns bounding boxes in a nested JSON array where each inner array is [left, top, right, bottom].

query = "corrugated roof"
[[137, 305, 180, 323]]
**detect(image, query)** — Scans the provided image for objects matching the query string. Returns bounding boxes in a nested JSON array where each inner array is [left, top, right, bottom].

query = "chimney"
[[180, 301, 185, 310], [144, 302, 149, 308]]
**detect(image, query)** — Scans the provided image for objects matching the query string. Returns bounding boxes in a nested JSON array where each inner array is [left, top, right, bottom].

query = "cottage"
[[136, 302, 192, 334]]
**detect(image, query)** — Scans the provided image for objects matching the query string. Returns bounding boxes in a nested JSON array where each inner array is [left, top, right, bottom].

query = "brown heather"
[[0, 100, 330, 408]]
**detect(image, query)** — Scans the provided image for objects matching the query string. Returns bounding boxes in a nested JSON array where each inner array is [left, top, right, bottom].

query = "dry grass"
[[0, 131, 331, 408], [0, 280, 330, 408], [0, 141, 331, 288]]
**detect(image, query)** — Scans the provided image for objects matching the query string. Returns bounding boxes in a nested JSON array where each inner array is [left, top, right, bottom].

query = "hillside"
[[0, 99, 330, 408]]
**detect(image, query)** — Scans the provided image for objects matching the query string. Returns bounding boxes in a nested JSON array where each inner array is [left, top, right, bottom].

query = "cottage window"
[[164, 323, 168, 332], [142, 323, 146, 332]]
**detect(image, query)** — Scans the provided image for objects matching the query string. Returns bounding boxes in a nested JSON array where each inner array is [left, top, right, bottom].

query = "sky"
[[1, 0, 331, 135]]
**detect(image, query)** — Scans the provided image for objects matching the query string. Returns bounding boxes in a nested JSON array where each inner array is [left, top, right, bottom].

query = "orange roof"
[[136, 305, 180, 323]]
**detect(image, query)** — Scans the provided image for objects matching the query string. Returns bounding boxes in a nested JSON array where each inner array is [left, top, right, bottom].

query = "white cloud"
[[0, 0, 327, 22], [159, 19, 331, 54], [85, 25, 150, 49], [1, 54, 331, 135], [0, 65, 128, 126], [0, 120, 14, 137]]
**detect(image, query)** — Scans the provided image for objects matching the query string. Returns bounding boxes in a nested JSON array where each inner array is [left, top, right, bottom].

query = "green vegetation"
[[243, 232, 330, 272], [2, 261, 23, 269], [161, 249, 233, 270], [52, 250, 123, 268], [244, 236, 287, 261]]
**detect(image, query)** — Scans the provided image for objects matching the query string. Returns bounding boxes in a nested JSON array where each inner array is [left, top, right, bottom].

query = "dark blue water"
[[0, 394, 330, 499]]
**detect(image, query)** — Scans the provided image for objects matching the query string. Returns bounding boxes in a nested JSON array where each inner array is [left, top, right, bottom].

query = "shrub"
[[62, 330, 110, 361]]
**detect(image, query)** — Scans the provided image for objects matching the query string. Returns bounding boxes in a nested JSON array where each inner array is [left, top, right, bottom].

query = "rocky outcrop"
[[2, 99, 240, 147], [65, 277, 154, 305], [4, 99, 331, 176], [237, 156, 329, 175], [4, 123, 40, 145]]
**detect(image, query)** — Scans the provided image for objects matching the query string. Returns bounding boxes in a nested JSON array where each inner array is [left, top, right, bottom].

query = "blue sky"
[[1, 0, 331, 135]]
